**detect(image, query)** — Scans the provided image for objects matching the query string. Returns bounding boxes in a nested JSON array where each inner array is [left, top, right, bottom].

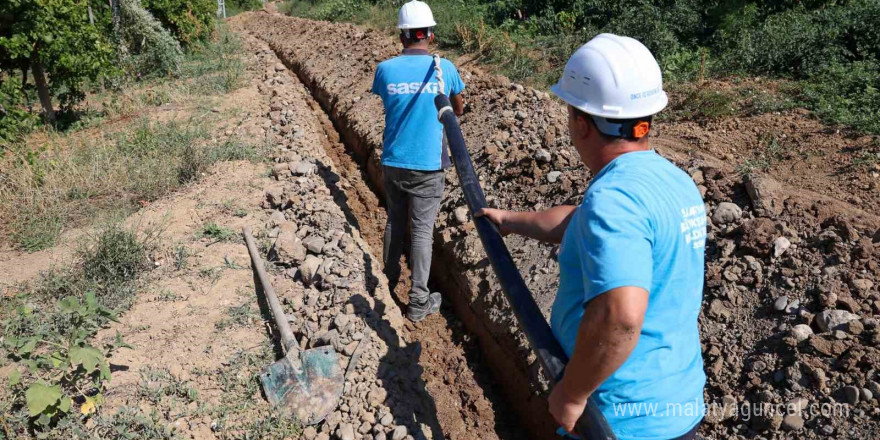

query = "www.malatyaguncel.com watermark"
[[611, 399, 850, 421]]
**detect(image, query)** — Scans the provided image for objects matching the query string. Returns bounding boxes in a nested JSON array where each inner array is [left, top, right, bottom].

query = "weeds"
[[82, 227, 150, 285], [83, 407, 178, 439], [12, 213, 64, 253], [0, 226, 150, 436], [155, 289, 184, 302], [853, 151, 880, 169], [736, 135, 788, 176], [198, 266, 223, 284], [201, 222, 237, 242], [202, 347, 304, 439], [223, 256, 245, 270], [215, 302, 257, 331], [172, 245, 192, 271], [137, 367, 199, 405], [666, 86, 737, 122]]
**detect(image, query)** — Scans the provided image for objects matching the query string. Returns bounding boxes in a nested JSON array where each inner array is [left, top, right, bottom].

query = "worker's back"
[[372, 51, 464, 171], [552, 150, 706, 439]]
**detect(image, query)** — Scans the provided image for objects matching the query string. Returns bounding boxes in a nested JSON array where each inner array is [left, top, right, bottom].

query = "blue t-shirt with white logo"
[[551, 150, 706, 440], [371, 51, 465, 171]]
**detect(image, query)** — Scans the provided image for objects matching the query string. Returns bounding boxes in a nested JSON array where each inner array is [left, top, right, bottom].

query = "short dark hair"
[[572, 107, 652, 141]]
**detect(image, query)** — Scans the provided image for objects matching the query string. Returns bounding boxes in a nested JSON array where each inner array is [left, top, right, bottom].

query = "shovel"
[[243, 227, 343, 425]]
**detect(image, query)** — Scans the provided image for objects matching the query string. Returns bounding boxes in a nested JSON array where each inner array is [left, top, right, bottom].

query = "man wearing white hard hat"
[[372, 1, 465, 322], [479, 34, 705, 440]]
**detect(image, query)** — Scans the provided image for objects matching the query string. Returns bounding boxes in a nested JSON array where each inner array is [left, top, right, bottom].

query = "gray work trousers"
[[382, 165, 445, 305]]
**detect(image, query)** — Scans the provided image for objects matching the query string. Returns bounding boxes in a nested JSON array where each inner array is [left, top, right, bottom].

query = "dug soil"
[[232, 10, 880, 440]]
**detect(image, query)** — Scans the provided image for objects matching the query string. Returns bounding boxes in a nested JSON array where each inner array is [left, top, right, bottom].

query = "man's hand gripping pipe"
[[431, 56, 616, 440]]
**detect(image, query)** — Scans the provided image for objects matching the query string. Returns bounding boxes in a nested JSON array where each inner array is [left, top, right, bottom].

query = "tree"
[[142, 0, 217, 46], [0, 0, 116, 123]]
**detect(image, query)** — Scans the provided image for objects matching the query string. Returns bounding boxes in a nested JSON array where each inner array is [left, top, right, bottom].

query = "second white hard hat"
[[551, 34, 668, 120], [398, 1, 437, 30]]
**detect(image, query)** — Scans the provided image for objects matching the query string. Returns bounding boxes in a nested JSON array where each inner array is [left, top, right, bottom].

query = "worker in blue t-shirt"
[[371, 1, 465, 322], [479, 35, 706, 440]]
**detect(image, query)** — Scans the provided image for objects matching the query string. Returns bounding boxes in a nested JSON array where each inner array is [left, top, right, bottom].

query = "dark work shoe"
[[406, 292, 442, 322]]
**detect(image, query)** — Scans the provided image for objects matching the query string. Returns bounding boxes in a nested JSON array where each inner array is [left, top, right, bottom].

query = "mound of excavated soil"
[[232, 11, 879, 440]]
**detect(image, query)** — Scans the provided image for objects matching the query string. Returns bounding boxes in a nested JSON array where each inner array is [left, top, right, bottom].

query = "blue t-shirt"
[[371, 51, 465, 171], [551, 150, 706, 440]]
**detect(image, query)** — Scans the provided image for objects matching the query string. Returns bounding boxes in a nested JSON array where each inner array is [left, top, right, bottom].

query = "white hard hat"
[[551, 34, 668, 121], [398, 0, 436, 29]]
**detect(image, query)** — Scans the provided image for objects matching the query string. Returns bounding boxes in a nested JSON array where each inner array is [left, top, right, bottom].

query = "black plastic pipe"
[[434, 94, 616, 440]]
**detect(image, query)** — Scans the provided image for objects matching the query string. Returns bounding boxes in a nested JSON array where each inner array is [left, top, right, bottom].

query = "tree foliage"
[[119, 0, 183, 77], [142, 0, 217, 46], [0, 0, 116, 111]]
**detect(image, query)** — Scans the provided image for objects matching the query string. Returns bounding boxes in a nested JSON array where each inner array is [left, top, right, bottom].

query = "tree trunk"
[[21, 66, 31, 109], [31, 60, 56, 124], [110, 0, 121, 41], [88, 4, 95, 25]]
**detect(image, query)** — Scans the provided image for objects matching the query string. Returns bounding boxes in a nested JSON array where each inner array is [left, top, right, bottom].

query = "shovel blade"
[[260, 345, 343, 425]]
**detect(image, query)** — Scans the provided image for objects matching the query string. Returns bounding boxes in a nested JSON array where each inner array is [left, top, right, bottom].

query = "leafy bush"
[[227, 0, 265, 16], [119, 0, 184, 77], [802, 60, 880, 134], [142, 0, 217, 46], [284, 0, 880, 134], [0, 77, 38, 150]]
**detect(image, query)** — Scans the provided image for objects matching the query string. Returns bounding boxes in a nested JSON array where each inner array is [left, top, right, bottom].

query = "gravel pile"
[[244, 37, 445, 440]]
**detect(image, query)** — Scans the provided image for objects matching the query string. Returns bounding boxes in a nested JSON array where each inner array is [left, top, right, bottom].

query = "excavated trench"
[[272, 40, 555, 440]]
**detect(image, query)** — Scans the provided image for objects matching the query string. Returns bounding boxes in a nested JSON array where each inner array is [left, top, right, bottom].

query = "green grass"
[[201, 222, 237, 242], [1, 117, 267, 252], [0, 25, 263, 253]]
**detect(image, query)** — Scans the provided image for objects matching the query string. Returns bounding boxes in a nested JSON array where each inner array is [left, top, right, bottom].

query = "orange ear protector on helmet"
[[591, 115, 653, 140], [632, 121, 651, 139]]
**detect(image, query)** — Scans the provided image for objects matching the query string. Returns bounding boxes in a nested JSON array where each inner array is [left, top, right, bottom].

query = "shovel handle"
[[243, 227, 299, 354]]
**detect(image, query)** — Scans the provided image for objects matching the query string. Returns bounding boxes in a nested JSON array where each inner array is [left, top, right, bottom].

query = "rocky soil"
[[232, 10, 880, 440], [235, 33, 521, 440]]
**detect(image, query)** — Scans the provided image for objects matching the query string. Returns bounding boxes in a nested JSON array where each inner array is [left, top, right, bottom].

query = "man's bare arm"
[[548, 286, 649, 433], [451, 94, 464, 116], [476, 206, 576, 244]]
